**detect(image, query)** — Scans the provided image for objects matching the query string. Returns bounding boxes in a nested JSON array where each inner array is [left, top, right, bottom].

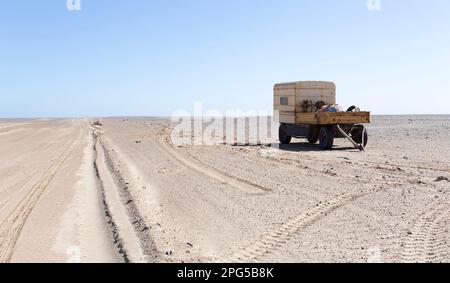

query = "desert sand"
[[0, 116, 449, 263]]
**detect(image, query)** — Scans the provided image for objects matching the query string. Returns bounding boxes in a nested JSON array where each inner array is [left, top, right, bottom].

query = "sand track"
[[158, 130, 269, 195], [92, 128, 161, 262], [222, 185, 385, 262], [402, 198, 450, 263], [0, 170, 42, 213], [0, 123, 82, 263], [91, 129, 146, 263]]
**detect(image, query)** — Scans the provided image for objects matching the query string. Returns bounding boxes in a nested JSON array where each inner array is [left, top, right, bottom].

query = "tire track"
[[402, 199, 450, 263], [0, 128, 27, 137], [0, 170, 41, 211], [246, 147, 450, 263], [216, 184, 384, 262], [157, 130, 269, 195], [160, 125, 389, 262], [92, 130, 147, 263], [0, 123, 83, 263], [0, 174, 29, 194], [92, 125, 160, 262]]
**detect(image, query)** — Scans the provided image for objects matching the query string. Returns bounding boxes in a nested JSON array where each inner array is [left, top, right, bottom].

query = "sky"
[[1, 0, 450, 118]]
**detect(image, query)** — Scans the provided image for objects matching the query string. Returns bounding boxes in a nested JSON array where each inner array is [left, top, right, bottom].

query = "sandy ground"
[[0, 119, 118, 263], [0, 116, 449, 263]]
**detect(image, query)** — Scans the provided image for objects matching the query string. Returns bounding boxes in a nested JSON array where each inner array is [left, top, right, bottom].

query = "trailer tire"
[[319, 126, 334, 150], [279, 124, 291, 144], [352, 128, 368, 147]]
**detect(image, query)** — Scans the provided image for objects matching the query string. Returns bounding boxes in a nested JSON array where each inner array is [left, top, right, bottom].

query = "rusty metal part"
[[336, 124, 365, 151]]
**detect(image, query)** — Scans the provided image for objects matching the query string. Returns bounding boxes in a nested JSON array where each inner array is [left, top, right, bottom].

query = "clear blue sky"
[[1, 0, 449, 117]]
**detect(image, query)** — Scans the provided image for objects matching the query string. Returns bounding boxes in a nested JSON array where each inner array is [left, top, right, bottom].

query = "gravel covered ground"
[[98, 115, 450, 263], [1, 116, 449, 263]]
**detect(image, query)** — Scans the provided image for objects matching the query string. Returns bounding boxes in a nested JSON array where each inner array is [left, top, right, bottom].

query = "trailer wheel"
[[279, 124, 291, 144], [352, 128, 368, 147], [319, 126, 334, 150]]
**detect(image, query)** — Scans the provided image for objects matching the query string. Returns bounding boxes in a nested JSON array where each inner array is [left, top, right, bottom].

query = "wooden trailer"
[[274, 81, 371, 150]]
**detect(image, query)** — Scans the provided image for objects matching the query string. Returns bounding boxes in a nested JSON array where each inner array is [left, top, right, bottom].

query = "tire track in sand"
[[0, 171, 38, 194], [216, 184, 384, 262], [236, 146, 450, 262], [159, 125, 386, 262], [402, 198, 450, 263], [157, 130, 269, 195], [0, 170, 42, 211], [92, 129, 146, 263], [0, 123, 83, 263]]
